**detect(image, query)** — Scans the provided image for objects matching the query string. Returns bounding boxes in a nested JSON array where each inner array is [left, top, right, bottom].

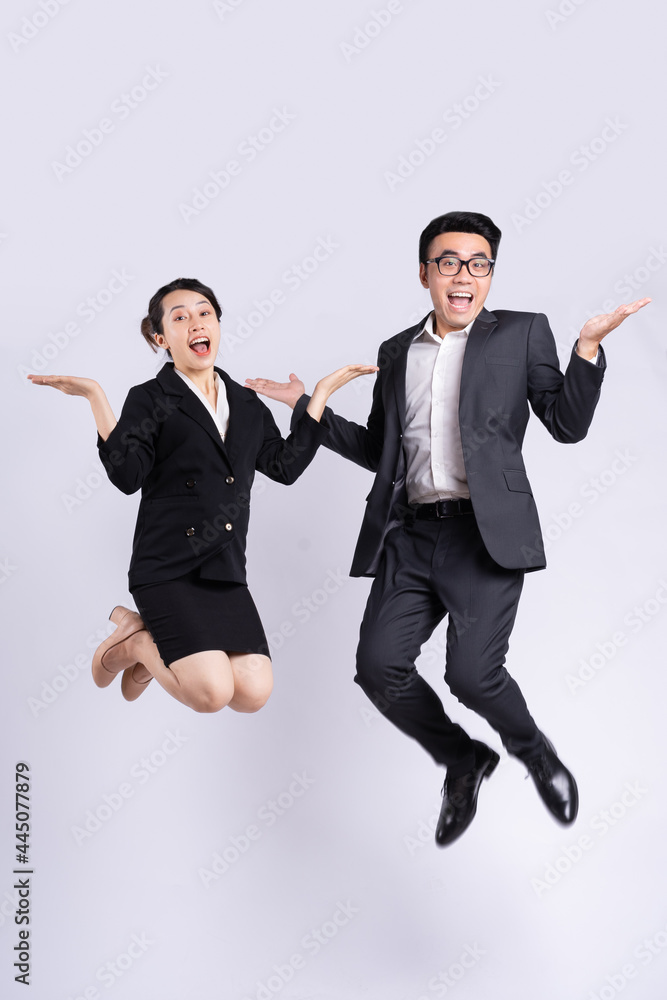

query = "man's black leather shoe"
[[525, 737, 578, 824], [435, 740, 500, 847]]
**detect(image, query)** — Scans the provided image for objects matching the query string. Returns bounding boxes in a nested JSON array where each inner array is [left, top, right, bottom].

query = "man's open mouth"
[[189, 337, 210, 355], [447, 291, 473, 310]]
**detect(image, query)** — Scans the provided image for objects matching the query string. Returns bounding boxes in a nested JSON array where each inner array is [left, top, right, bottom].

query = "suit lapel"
[[156, 363, 234, 466], [459, 307, 498, 406], [217, 369, 255, 467], [391, 316, 428, 432]]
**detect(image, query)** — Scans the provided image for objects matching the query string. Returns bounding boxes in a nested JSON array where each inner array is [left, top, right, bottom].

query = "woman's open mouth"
[[189, 337, 211, 355]]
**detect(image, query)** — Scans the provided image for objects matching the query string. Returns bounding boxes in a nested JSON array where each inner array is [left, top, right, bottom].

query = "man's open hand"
[[577, 297, 651, 359]]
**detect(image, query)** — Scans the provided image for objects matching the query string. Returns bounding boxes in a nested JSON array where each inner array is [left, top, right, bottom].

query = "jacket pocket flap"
[[503, 469, 532, 494]]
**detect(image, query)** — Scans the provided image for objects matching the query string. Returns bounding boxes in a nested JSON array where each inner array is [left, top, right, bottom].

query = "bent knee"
[[446, 664, 508, 707], [241, 686, 272, 713], [355, 640, 391, 688], [188, 681, 234, 714], [234, 675, 273, 713]]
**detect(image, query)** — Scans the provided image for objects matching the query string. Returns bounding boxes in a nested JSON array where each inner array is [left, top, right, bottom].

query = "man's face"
[[419, 231, 494, 336]]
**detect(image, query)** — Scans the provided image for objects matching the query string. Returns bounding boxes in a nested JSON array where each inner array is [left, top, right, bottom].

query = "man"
[[246, 211, 649, 846]]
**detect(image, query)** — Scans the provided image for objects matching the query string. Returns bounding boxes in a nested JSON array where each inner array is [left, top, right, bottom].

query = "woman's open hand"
[[246, 365, 377, 422], [245, 373, 305, 409], [27, 374, 100, 398]]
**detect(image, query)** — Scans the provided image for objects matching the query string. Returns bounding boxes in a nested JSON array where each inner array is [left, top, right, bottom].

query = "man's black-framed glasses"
[[425, 255, 495, 277]]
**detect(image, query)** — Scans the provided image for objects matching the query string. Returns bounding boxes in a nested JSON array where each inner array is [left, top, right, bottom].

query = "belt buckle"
[[436, 500, 453, 518]]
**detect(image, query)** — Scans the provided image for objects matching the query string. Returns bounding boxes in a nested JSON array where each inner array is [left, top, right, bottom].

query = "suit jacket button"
[[225, 523, 233, 531], [185, 527, 195, 537], [225, 476, 234, 485], [186, 479, 196, 488]]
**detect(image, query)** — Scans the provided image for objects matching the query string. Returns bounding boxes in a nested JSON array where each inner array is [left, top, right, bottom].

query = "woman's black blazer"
[[97, 363, 327, 589]]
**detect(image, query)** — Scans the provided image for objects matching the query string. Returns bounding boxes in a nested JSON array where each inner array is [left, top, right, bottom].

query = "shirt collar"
[[174, 369, 221, 409], [416, 311, 474, 344]]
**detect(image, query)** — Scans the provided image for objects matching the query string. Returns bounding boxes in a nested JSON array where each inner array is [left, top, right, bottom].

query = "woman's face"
[[155, 288, 221, 372]]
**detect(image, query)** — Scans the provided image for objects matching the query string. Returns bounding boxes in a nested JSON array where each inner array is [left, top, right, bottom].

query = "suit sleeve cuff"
[[572, 342, 606, 373], [290, 393, 311, 429], [293, 406, 329, 438]]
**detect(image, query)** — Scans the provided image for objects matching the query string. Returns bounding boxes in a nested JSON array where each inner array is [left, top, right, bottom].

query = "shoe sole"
[[483, 751, 500, 778]]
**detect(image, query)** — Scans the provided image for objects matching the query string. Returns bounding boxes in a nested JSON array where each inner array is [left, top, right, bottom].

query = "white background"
[[2, 1, 666, 998]]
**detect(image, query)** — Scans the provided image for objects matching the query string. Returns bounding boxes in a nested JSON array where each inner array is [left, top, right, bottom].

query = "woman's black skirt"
[[132, 569, 269, 666]]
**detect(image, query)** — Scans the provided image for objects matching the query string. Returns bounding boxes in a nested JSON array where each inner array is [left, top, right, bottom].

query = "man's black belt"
[[413, 499, 474, 519]]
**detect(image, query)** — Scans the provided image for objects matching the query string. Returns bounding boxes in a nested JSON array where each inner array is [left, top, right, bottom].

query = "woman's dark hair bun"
[[140, 315, 158, 353]]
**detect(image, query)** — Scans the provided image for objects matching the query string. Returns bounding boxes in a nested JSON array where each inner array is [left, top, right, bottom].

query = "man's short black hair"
[[419, 211, 502, 264]]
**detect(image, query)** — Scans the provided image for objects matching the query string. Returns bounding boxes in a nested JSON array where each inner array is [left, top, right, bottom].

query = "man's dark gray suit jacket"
[[292, 308, 606, 576]]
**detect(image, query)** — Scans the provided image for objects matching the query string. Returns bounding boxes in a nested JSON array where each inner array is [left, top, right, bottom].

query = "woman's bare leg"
[[124, 648, 272, 712], [130, 632, 235, 712], [93, 609, 272, 713], [227, 653, 273, 713]]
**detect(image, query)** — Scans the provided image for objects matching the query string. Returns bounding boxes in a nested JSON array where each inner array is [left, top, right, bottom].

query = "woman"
[[29, 278, 376, 714]]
